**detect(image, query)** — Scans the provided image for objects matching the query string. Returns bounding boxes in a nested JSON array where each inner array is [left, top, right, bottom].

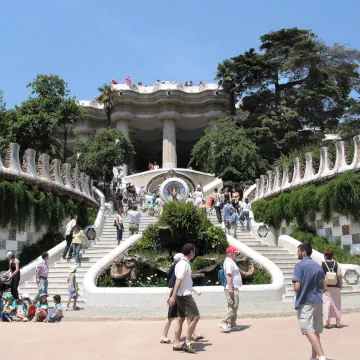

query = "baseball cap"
[[6, 293, 14, 300], [21, 293, 30, 300], [226, 246, 239, 254], [39, 293, 48, 297]]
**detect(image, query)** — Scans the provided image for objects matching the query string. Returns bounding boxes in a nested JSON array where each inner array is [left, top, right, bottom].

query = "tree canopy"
[[217, 28, 360, 162], [73, 128, 135, 183], [190, 117, 267, 189]]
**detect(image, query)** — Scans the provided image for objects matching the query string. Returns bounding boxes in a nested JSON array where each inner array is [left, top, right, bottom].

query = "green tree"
[[190, 116, 267, 189], [217, 28, 360, 162], [73, 129, 135, 187], [97, 84, 115, 128], [57, 98, 86, 163]]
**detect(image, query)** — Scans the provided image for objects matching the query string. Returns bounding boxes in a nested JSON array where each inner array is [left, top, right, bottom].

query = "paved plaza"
[[1, 313, 358, 359]]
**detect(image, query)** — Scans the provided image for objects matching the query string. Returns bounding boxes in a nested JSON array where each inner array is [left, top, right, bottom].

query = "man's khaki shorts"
[[297, 304, 323, 335]]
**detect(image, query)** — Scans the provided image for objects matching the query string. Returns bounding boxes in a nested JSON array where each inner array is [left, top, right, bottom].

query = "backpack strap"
[[324, 261, 335, 273]]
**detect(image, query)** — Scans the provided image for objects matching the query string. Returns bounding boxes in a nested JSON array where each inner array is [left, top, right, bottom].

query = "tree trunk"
[[63, 126, 68, 163], [106, 111, 111, 129]]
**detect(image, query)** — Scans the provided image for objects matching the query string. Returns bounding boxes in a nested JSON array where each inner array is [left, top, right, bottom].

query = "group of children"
[[0, 292, 63, 323], [0, 264, 80, 323]]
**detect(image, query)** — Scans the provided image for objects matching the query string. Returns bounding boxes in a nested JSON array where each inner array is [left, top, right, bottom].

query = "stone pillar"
[[116, 119, 129, 176], [162, 119, 177, 169]]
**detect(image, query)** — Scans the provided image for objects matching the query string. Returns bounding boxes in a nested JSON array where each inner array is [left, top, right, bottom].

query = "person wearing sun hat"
[[66, 265, 80, 311], [218, 246, 243, 333]]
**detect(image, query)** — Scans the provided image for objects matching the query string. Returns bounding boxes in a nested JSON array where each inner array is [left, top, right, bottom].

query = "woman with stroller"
[[0, 251, 21, 300]]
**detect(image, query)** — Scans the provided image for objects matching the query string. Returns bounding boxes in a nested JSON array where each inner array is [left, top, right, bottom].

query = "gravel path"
[[63, 294, 360, 320]]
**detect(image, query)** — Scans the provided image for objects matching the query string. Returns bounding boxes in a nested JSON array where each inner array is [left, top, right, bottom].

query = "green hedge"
[[0, 180, 97, 232], [291, 230, 360, 265], [132, 202, 228, 255], [252, 171, 360, 228]]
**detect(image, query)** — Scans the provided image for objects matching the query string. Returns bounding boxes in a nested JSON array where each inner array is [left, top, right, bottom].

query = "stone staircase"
[[18, 212, 158, 304], [207, 215, 356, 301]]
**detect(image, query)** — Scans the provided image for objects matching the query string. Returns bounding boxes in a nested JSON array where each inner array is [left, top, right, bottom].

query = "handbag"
[[324, 261, 338, 286]]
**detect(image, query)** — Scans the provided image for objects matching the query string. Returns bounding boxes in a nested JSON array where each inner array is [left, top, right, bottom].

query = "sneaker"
[[22, 318, 29, 322], [13, 317, 21, 322], [318, 357, 328, 360], [218, 322, 231, 333]]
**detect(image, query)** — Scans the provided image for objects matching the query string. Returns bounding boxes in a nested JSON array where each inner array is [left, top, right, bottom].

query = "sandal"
[[183, 343, 196, 354], [173, 345, 184, 352], [160, 339, 171, 344], [324, 324, 332, 329], [335, 324, 342, 328], [192, 335, 205, 341], [73, 306, 80, 311]]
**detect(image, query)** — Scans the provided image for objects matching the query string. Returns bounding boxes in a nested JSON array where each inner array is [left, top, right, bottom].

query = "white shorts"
[[297, 304, 323, 335]]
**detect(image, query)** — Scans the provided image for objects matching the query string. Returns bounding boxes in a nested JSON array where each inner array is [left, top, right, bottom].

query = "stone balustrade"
[[247, 135, 360, 202], [0, 143, 98, 207]]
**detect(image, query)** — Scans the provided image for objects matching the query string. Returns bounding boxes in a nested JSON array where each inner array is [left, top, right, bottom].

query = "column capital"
[[158, 111, 180, 122]]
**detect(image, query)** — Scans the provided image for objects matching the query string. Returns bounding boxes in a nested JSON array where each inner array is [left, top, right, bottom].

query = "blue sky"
[[1, 0, 359, 107]]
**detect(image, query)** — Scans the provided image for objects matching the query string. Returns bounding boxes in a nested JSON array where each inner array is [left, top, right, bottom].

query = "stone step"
[[53, 262, 92, 269], [17, 290, 87, 302], [24, 283, 81, 289], [47, 274, 85, 280]]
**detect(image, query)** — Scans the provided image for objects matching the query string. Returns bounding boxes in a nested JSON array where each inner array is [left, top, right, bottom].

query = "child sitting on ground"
[[1, 293, 18, 322], [45, 295, 63, 322], [20, 293, 36, 322], [66, 266, 80, 311], [32, 293, 49, 322]]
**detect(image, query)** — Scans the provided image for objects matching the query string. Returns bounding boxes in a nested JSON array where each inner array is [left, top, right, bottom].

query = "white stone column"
[[116, 119, 129, 176], [162, 119, 177, 169]]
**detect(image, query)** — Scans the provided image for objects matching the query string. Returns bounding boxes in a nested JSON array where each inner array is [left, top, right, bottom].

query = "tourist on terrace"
[[213, 187, 223, 224], [189, 81, 193, 86], [153, 162, 160, 170], [125, 76, 131, 85], [293, 243, 328, 360], [148, 162, 154, 171], [239, 198, 251, 232], [198, 81, 203, 86], [111, 79, 118, 85], [184, 81, 189, 87], [322, 250, 342, 329], [128, 205, 141, 235], [35, 252, 49, 302], [156, 80, 160, 85], [63, 215, 78, 259], [1, 251, 20, 300], [72, 225, 85, 266], [137, 81, 143, 86], [219, 246, 243, 333], [187, 163, 192, 170], [115, 209, 124, 245], [168, 244, 201, 354]]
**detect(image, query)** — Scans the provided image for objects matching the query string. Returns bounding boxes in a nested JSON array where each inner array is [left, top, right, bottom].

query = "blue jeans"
[[240, 211, 250, 231], [116, 227, 123, 244], [72, 243, 82, 264], [35, 277, 48, 302]]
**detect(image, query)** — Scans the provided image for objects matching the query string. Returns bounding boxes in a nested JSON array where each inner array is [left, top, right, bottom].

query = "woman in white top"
[[239, 198, 251, 231], [115, 209, 124, 245], [193, 187, 203, 206]]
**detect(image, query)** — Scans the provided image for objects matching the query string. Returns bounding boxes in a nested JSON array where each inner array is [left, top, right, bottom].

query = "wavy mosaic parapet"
[[249, 135, 360, 202], [0, 143, 98, 207]]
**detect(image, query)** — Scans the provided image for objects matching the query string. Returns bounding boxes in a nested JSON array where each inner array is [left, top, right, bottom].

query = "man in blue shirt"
[[293, 243, 328, 360]]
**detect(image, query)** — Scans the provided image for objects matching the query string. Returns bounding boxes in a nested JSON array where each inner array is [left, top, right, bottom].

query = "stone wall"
[[279, 212, 360, 255]]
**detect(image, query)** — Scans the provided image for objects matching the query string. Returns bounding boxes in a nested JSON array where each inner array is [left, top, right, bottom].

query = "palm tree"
[[97, 84, 114, 129]]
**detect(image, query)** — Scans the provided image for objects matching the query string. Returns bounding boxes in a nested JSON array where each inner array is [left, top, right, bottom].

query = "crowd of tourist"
[[0, 215, 84, 322], [110, 76, 203, 88]]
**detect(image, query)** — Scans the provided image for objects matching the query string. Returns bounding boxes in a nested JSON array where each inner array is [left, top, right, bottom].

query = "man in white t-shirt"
[[62, 215, 77, 259], [128, 205, 141, 235], [168, 244, 201, 354], [219, 246, 243, 333], [213, 188, 222, 223]]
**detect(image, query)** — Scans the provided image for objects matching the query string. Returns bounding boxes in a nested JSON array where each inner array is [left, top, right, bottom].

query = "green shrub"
[[192, 256, 207, 271], [290, 230, 360, 265], [253, 171, 360, 226], [133, 202, 227, 255], [249, 266, 272, 285], [98, 274, 115, 287]]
